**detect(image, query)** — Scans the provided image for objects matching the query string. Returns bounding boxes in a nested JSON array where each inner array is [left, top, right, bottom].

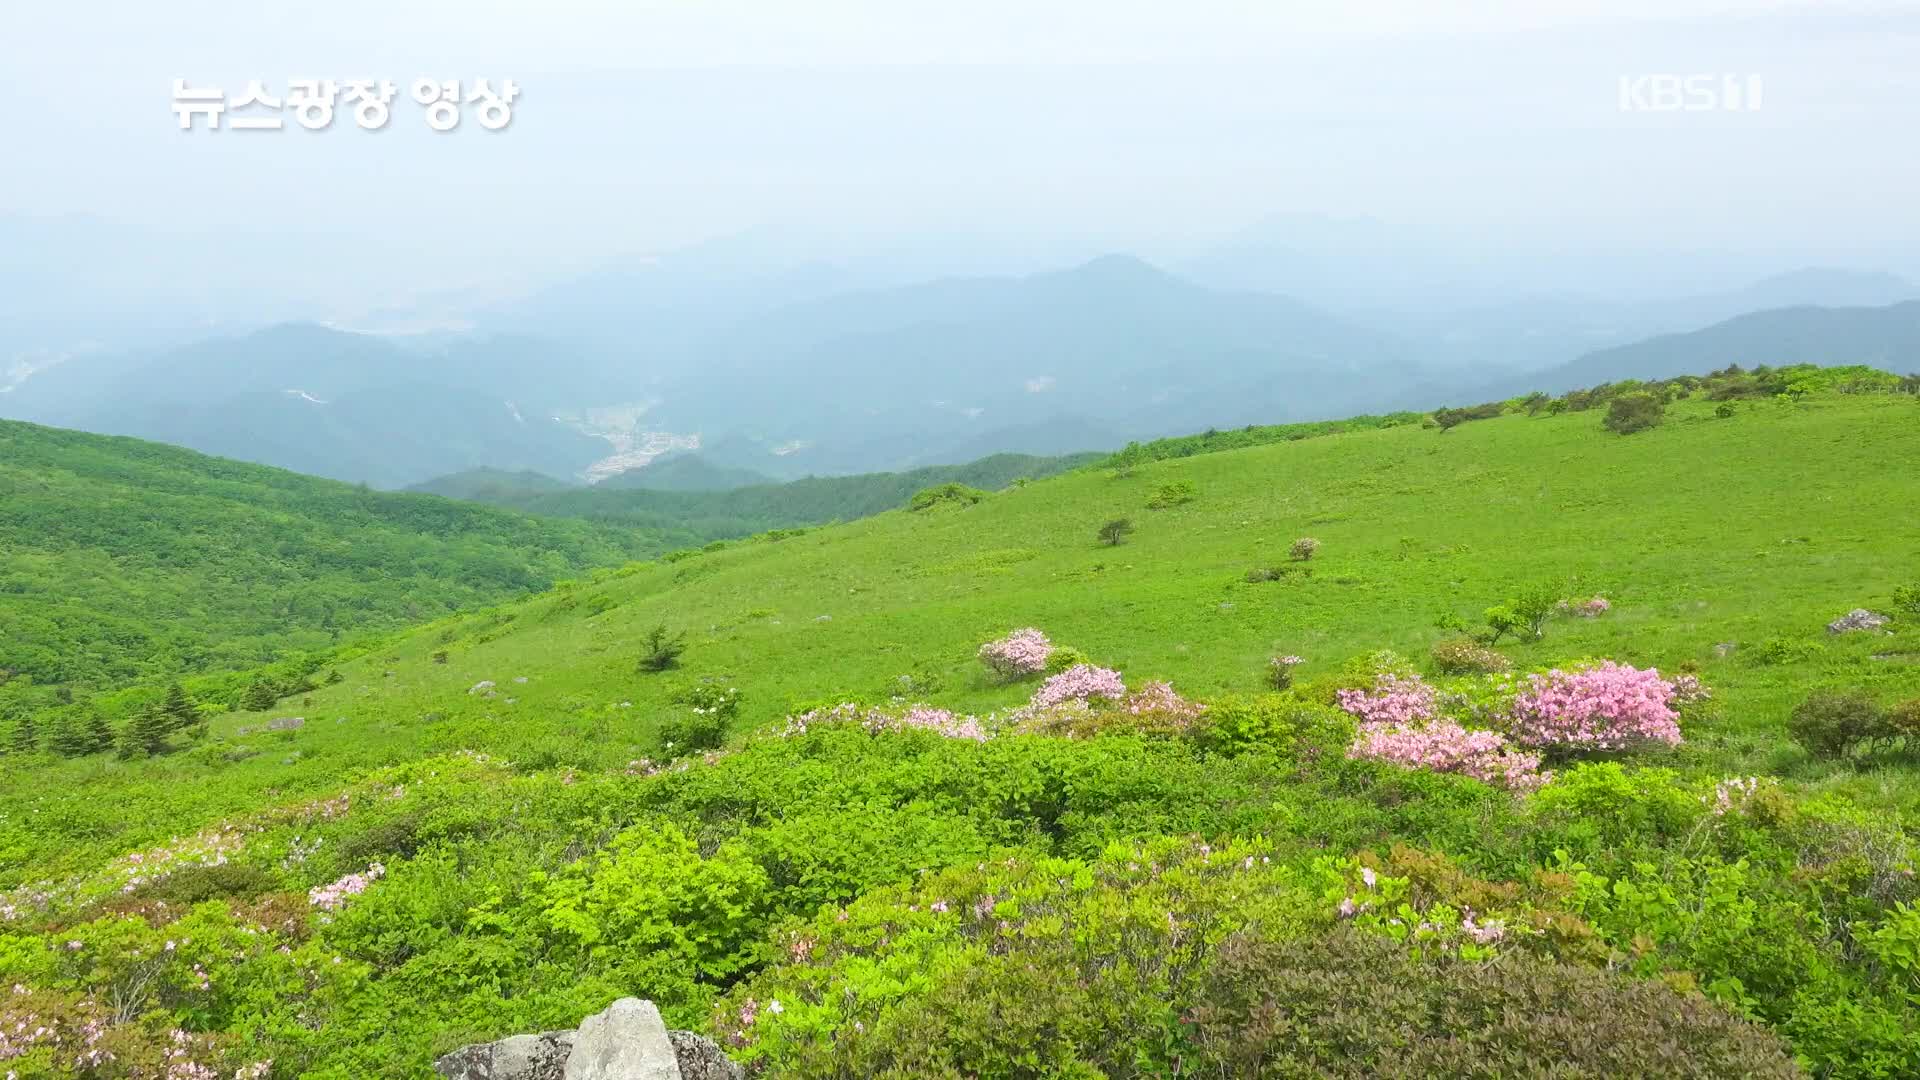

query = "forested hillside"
[[0, 420, 652, 701], [435, 450, 1102, 531]]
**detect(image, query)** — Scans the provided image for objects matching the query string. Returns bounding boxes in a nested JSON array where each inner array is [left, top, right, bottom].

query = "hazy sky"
[[5, 1, 1919, 303]]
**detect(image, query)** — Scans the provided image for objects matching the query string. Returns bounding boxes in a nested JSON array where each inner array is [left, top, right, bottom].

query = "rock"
[[669, 1031, 744, 1080], [563, 998, 680, 1080], [1828, 609, 1889, 635], [437, 1000, 738, 1080], [1713, 642, 1738, 658], [514, 676, 529, 684], [470, 680, 497, 694], [265, 716, 305, 731], [435, 1030, 575, 1080]]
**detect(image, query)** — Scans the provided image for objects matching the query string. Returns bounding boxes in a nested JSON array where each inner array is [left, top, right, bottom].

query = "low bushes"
[[1430, 637, 1510, 675]]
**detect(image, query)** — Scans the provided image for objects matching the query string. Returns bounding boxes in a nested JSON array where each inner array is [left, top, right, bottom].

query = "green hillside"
[[0, 420, 652, 700], [455, 450, 1103, 531], [3, 379, 1919, 1076]]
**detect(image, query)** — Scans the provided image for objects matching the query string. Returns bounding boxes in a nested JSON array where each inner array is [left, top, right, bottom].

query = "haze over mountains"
[[3, 214, 1916, 489]]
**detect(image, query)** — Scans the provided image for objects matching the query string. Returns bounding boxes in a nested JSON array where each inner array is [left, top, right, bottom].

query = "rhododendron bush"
[[1336, 674, 1438, 726], [1347, 718, 1549, 793], [1507, 661, 1684, 753], [1030, 664, 1126, 709], [977, 627, 1053, 679]]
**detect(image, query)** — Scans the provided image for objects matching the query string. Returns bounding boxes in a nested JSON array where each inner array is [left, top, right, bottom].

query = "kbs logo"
[[1618, 73, 1763, 112]]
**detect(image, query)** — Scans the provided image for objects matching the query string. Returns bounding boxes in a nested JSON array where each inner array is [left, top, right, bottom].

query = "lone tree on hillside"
[[1098, 518, 1136, 547], [637, 624, 689, 673]]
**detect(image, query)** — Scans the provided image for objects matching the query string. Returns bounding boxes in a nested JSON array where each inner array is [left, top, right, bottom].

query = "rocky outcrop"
[[435, 999, 741, 1080], [1828, 609, 1889, 634]]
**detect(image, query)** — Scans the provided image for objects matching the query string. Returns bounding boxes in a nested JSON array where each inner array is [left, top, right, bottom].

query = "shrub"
[[1748, 636, 1823, 666], [1097, 518, 1135, 546], [1786, 690, 1884, 760], [1267, 654, 1304, 690], [657, 683, 741, 755], [637, 624, 688, 673], [1289, 537, 1321, 562], [1482, 584, 1558, 644], [1507, 662, 1684, 754], [1030, 664, 1126, 709], [1184, 930, 1798, 1078], [1715, 402, 1737, 418], [1200, 694, 1349, 756], [1347, 717, 1547, 792], [907, 483, 987, 511], [1603, 392, 1666, 434], [1892, 583, 1920, 618], [1335, 674, 1437, 726], [1146, 481, 1196, 509], [977, 628, 1053, 679], [1429, 637, 1510, 675], [1043, 645, 1090, 674], [1888, 699, 1920, 742]]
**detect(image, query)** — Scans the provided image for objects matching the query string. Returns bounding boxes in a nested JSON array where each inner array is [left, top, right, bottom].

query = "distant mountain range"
[[5, 249, 1915, 488]]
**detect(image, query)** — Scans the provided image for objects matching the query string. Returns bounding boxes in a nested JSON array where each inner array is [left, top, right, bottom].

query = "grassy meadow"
[[2, 381, 1918, 1077]]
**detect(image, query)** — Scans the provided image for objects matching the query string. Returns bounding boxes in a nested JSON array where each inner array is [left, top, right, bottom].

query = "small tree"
[[240, 680, 280, 712], [118, 705, 172, 759], [1098, 518, 1135, 547], [1603, 393, 1665, 435], [161, 683, 198, 732], [1483, 585, 1559, 644], [638, 624, 688, 673], [1289, 537, 1321, 562], [5, 715, 37, 755]]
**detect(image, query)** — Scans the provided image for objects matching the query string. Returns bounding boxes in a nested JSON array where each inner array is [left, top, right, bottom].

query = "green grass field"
[[3, 385, 1918, 1077]]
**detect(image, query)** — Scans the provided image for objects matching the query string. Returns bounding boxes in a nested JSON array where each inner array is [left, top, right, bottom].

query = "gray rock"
[[470, 680, 497, 694], [435, 1000, 739, 1080], [563, 998, 680, 1080], [435, 1030, 574, 1080], [265, 716, 305, 731], [1828, 609, 1889, 634], [1713, 642, 1738, 658], [669, 1031, 744, 1080]]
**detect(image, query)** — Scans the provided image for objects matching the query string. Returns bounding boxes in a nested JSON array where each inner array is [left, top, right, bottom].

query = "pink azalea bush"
[[1506, 661, 1683, 753], [1336, 674, 1437, 726], [1031, 665, 1127, 709], [977, 628, 1053, 679], [780, 702, 989, 742], [1348, 719, 1549, 793], [1122, 680, 1206, 723], [309, 863, 385, 913]]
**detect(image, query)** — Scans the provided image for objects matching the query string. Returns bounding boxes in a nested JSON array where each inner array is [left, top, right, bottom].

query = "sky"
[[3, 0, 1918, 311]]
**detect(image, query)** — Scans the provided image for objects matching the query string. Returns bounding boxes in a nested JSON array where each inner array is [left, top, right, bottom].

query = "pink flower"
[[1348, 719, 1550, 793], [978, 628, 1054, 678], [1507, 662, 1683, 753], [1031, 665, 1126, 708], [1337, 674, 1437, 726]]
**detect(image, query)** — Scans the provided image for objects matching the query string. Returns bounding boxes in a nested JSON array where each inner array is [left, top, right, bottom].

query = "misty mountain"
[[1534, 301, 1920, 389], [596, 454, 776, 492], [0, 325, 618, 488], [634, 254, 1426, 474]]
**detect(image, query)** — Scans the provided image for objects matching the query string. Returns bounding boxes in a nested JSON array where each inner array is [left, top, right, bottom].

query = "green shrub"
[[908, 483, 987, 511], [1715, 402, 1738, 419], [1748, 636, 1824, 666], [1483, 584, 1558, 644], [1183, 930, 1798, 1078], [637, 624, 688, 673], [1097, 518, 1135, 546], [1146, 480, 1196, 509], [1430, 637, 1511, 675], [1044, 645, 1091, 674], [1787, 690, 1884, 759], [1603, 392, 1667, 435], [658, 683, 741, 754], [1197, 695, 1349, 757], [1892, 583, 1920, 618]]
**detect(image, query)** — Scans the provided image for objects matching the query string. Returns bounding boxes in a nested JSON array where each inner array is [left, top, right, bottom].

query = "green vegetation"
[[0, 419, 654, 703], [2, 377, 1919, 1076]]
